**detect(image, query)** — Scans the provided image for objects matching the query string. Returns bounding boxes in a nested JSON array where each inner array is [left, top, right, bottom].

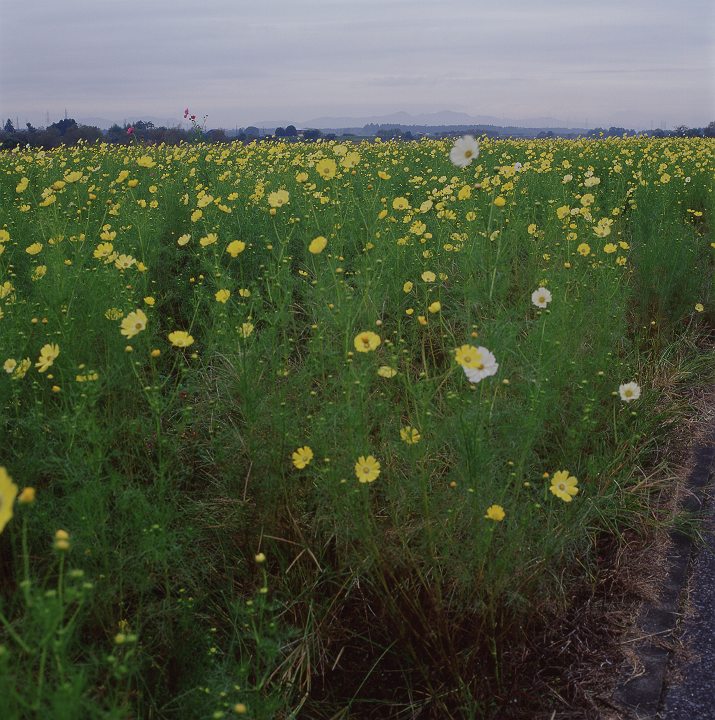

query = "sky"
[[1, 0, 713, 130]]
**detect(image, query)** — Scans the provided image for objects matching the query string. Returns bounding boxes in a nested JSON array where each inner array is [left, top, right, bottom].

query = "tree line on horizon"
[[1, 116, 713, 150]]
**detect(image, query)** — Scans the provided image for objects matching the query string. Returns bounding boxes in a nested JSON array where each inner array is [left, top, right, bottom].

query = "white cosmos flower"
[[531, 287, 552, 308], [462, 347, 498, 383], [449, 135, 480, 169], [619, 382, 641, 402], [514, 162, 523, 171]]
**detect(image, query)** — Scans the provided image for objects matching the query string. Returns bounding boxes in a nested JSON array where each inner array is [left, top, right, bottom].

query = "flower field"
[[0, 135, 713, 718]]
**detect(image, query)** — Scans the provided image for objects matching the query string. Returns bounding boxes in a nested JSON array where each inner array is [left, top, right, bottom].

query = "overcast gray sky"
[[1, 0, 713, 130]]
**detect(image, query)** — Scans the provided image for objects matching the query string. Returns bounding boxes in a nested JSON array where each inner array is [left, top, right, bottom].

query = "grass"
[[0, 135, 713, 718]]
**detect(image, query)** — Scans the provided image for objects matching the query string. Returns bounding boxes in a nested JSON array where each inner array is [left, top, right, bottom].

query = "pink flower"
[[184, 108, 189, 118], [126, 127, 134, 135], [190, 115, 196, 121]]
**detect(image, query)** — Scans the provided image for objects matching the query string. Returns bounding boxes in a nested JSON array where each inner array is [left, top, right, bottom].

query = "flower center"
[[465, 150, 473, 158]]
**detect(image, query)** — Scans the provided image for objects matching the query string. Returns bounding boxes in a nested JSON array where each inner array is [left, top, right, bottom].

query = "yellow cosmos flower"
[[32, 266, 47, 281], [549, 470, 579, 502], [11, 358, 31, 380], [137, 155, 156, 168], [226, 240, 246, 257], [484, 505, 505, 522], [400, 426, 421, 444], [577, 243, 591, 256], [428, 301, 441, 313], [267, 189, 290, 208], [292, 446, 313, 469], [26, 242, 43, 255], [392, 197, 409, 211], [240, 322, 254, 338], [35, 343, 60, 373], [93, 242, 114, 259], [308, 236, 328, 254], [168, 331, 194, 348], [315, 158, 337, 180], [377, 365, 397, 378], [15, 178, 29, 193], [695, 303, 704, 312], [215, 289, 231, 303], [177, 234, 191, 246], [144, 296, 155, 306], [493, 196, 506, 208], [403, 281, 413, 293], [603, 243, 617, 254], [200, 233, 218, 247], [191, 209, 203, 222], [120, 309, 148, 338], [115, 254, 136, 270], [64, 170, 83, 183], [355, 455, 380, 483], [353, 331, 381, 353], [0, 467, 19, 534]]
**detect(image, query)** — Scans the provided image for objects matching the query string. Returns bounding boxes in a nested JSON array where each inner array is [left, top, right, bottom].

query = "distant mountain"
[[253, 110, 577, 130]]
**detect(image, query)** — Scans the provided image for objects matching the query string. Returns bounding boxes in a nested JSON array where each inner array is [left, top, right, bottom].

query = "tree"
[[4, 119, 15, 133], [205, 129, 227, 142], [285, 124, 297, 137], [49, 118, 78, 136], [705, 121, 715, 138]]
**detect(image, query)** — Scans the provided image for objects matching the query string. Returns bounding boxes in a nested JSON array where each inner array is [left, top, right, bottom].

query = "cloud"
[[1, 0, 712, 128]]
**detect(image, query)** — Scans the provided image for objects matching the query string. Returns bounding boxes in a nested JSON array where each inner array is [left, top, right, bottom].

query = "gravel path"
[[661, 460, 715, 718]]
